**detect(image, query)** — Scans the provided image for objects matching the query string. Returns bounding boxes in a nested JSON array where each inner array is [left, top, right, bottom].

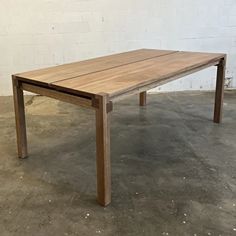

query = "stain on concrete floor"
[[0, 91, 236, 236]]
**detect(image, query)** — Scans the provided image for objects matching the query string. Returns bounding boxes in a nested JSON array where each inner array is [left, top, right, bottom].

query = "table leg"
[[95, 94, 111, 206], [139, 91, 147, 106], [214, 58, 226, 123], [12, 77, 28, 158]]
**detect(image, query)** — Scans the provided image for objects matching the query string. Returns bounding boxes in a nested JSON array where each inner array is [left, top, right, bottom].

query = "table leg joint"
[[92, 96, 113, 113]]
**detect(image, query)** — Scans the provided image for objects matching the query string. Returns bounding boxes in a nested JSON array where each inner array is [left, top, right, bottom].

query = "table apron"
[[20, 82, 94, 109]]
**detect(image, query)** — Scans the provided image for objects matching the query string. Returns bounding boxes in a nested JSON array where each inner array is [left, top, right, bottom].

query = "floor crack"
[[25, 95, 40, 106]]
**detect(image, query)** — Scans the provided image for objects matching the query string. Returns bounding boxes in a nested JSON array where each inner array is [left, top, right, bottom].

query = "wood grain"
[[139, 91, 147, 106], [95, 93, 111, 206], [15, 49, 225, 100], [51, 51, 225, 98], [16, 49, 176, 84], [21, 83, 93, 109], [214, 57, 226, 123], [12, 76, 28, 158]]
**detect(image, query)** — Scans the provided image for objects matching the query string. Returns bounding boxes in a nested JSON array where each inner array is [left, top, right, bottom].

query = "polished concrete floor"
[[0, 91, 236, 236]]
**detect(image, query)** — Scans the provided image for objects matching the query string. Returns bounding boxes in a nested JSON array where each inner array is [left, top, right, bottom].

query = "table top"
[[15, 49, 225, 99]]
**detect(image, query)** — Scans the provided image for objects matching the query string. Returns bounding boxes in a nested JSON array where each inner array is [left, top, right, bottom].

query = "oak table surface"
[[12, 49, 226, 206], [15, 49, 224, 99]]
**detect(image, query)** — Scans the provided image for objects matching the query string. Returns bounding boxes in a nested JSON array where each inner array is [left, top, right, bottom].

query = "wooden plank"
[[214, 57, 226, 123], [52, 51, 225, 98], [139, 91, 147, 106], [95, 93, 111, 206], [110, 59, 222, 102], [12, 76, 28, 158], [16, 49, 176, 84], [21, 82, 93, 109]]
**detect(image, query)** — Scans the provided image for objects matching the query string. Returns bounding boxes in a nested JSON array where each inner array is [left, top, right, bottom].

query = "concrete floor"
[[0, 91, 236, 236]]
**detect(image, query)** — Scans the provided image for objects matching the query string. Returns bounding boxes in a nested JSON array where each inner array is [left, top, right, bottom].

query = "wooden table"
[[12, 49, 226, 206]]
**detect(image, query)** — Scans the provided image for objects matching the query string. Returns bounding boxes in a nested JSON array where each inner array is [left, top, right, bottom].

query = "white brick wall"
[[0, 0, 236, 95]]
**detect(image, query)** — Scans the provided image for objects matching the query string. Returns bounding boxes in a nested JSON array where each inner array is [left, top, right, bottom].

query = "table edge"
[[13, 53, 226, 104]]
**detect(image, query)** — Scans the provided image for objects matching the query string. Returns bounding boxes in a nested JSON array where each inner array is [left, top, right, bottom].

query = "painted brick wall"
[[0, 0, 236, 95]]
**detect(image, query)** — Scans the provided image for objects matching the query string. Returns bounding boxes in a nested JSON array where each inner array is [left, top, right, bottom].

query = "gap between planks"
[[48, 51, 179, 85]]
